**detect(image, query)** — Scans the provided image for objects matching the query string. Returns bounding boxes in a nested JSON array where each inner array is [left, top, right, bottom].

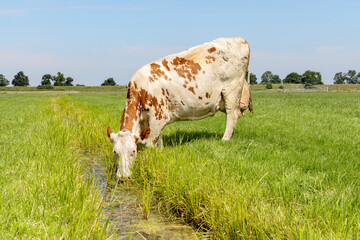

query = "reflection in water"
[[86, 156, 203, 239]]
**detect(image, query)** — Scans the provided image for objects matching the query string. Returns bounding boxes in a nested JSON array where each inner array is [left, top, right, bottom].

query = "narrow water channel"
[[86, 155, 205, 239]]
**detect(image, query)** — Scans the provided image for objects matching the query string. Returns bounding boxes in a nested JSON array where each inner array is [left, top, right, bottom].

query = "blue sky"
[[1, 0, 359, 85]]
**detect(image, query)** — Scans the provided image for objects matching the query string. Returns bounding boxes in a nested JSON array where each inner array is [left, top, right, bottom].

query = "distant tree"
[[333, 72, 346, 84], [101, 78, 116, 86], [65, 77, 74, 86], [283, 72, 302, 84], [261, 71, 273, 83], [345, 70, 358, 84], [41, 74, 52, 85], [301, 70, 323, 85], [250, 73, 257, 84], [52, 72, 66, 86], [12, 71, 29, 86], [0, 74, 9, 86], [271, 74, 282, 84]]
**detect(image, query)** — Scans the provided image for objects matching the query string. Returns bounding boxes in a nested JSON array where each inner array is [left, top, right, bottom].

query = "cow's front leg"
[[156, 132, 163, 148], [145, 119, 167, 147]]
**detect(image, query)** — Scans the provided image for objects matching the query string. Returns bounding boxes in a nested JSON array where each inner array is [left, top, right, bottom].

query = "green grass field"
[[1, 89, 359, 239]]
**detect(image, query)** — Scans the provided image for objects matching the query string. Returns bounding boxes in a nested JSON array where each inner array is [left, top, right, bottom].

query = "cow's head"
[[106, 126, 150, 179]]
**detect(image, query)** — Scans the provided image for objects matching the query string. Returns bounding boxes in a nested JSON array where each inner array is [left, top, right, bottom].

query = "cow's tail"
[[246, 50, 253, 113]]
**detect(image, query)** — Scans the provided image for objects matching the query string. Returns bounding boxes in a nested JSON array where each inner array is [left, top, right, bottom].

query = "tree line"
[[250, 70, 360, 85], [250, 70, 323, 85], [0, 71, 30, 87], [333, 70, 360, 84], [0, 71, 118, 87], [0, 71, 75, 87], [3, 69, 360, 87]]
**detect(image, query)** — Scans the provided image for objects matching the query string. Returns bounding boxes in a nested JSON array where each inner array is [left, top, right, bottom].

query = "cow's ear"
[[140, 127, 151, 140], [107, 126, 116, 143], [107, 126, 113, 137]]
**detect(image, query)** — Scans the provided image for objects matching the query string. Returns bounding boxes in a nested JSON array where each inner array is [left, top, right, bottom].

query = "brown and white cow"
[[107, 37, 252, 178]]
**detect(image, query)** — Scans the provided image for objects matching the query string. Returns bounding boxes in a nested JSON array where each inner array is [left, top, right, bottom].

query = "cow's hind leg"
[[223, 108, 241, 141], [221, 91, 242, 141]]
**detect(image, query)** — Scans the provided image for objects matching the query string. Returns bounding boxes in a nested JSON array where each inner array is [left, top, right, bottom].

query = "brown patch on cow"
[[162, 60, 170, 71], [184, 47, 204, 62], [149, 76, 155, 82], [208, 47, 216, 53], [205, 92, 210, 98], [121, 82, 140, 130], [139, 89, 167, 121], [243, 56, 248, 60], [180, 100, 185, 106], [165, 96, 171, 103], [164, 75, 168, 80], [153, 138, 159, 145], [126, 83, 131, 99], [188, 86, 195, 95], [161, 88, 165, 96], [198, 96, 202, 100], [150, 63, 165, 81], [107, 126, 113, 137], [120, 82, 168, 130], [205, 102, 209, 105], [134, 81, 138, 89], [140, 127, 151, 140], [205, 56, 215, 64], [166, 89, 169, 96], [202, 70, 205, 74], [183, 84, 187, 88], [171, 57, 202, 81], [195, 84, 198, 88]]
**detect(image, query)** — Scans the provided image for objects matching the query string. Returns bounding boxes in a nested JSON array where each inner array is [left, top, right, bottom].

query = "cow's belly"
[[168, 97, 222, 123]]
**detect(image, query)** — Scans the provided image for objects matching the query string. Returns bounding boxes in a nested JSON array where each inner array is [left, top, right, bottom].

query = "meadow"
[[1, 88, 359, 239]]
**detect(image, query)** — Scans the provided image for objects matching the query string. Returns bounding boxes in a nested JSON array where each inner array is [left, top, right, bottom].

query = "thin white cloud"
[[0, 9, 27, 17], [0, 44, 186, 86], [314, 45, 344, 54], [0, 6, 144, 17]]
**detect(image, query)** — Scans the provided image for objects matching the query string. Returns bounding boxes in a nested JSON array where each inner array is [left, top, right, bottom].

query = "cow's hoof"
[[117, 177, 131, 183]]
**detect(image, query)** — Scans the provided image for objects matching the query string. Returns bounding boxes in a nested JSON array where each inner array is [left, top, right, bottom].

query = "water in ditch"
[[86, 155, 207, 239]]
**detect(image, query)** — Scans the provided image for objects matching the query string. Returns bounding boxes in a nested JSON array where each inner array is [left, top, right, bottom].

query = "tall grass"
[[8, 92, 358, 239], [0, 95, 113, 239], [66, 92, 360, 239]]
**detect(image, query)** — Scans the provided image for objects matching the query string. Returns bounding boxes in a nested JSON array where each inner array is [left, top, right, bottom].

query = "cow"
[[107, 37, 252, 179]]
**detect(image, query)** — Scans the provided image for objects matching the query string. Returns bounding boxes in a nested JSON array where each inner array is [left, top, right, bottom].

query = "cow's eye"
[[113, 150, 116, 154]]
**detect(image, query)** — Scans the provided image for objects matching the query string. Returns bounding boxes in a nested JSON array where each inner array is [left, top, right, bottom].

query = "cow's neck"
[[120, 82, 142, 134]]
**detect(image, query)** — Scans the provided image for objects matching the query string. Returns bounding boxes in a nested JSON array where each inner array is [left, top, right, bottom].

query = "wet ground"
[[86, 157, 205, 239]]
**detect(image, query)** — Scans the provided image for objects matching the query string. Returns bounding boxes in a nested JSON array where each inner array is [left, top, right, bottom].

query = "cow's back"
[[130, 37, 250, 122]]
